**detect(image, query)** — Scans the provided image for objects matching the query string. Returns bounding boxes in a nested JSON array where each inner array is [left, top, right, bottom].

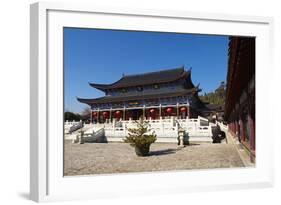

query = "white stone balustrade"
[[64, 120, 83, 134], [103, 116, 212, 143], [65, 116, 213, 143]]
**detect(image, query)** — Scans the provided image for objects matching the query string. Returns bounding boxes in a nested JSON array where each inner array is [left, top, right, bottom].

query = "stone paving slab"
[[64, 141, 245, 176]]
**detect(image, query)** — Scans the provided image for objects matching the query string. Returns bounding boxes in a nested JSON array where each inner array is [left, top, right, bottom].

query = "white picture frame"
[[30, 2, 274, 202]]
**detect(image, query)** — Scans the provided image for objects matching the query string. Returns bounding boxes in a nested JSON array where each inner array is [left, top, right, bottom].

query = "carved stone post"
[[112, 118, 116, 128], [178, 128, 185, 147]]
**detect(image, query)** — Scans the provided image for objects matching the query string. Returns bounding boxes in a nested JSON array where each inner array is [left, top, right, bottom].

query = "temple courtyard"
[[64, 140, 251, 176]]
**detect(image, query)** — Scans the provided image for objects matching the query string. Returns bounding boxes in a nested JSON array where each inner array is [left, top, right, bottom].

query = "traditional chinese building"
[[225, 37, 255, 162], [77, 66, 206, 123]]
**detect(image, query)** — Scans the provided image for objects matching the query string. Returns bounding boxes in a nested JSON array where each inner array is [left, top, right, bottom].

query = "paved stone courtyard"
[[64, 140, 246, 176]]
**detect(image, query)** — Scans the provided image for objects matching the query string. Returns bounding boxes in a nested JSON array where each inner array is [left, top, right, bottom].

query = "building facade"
[[225, 37, 255, 162], [77, 67, 206, 123]]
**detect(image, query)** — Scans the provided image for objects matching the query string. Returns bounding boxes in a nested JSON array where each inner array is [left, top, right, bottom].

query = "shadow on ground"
[[149, 143, 201, 156], [188, 143, 200, 146], [149, 148, 178, 156]]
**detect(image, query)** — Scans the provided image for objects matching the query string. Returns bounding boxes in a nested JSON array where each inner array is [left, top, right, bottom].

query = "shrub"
[[123, 118, 157, 153]]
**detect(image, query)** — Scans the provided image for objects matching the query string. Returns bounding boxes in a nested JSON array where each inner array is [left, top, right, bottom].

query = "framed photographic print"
[[30, 2, 274, 202]]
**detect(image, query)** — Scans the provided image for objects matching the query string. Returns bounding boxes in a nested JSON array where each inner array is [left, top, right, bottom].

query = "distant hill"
[[199, 81, 226, 108]]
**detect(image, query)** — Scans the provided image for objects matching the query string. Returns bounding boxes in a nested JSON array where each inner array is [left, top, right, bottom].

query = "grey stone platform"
[[64, 141, 246, 176]]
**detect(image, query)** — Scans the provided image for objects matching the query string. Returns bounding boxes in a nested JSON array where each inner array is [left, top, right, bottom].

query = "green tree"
[[124, 118, 157, 156], [199, 81, 226, 106], [64, 111, 81, 121]]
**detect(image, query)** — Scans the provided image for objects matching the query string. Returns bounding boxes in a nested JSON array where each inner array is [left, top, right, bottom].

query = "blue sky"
[[64, 28, 229, 113]]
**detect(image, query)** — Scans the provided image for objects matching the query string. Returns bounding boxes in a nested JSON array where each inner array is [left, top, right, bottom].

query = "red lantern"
[[92, 112, 97, 117], [102, 111, 109, 118], [114, 110, 122, 118], [166, 107, 173, 114], [149, 108, 157, 119], [180, 107, 187, 112]]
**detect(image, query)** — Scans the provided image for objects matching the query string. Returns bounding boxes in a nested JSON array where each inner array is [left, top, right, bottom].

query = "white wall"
[[0, 0, 280, 204]]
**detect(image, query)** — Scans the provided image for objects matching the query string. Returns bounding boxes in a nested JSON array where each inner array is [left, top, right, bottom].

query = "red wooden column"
[[248, 115, 255, 150], [235, 120, 239, 137], [96, 110, 98, 123], [231, 121, 235, 138], [239, 116, 245, 142], [229, 122, 232, 133], [109, 108, 112, 122]]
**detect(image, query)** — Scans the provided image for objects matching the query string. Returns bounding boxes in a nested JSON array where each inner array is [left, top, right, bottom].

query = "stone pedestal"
[[72, 134, 79, 143], [178, 128, 185, 147], [78, 134, 84, 144]]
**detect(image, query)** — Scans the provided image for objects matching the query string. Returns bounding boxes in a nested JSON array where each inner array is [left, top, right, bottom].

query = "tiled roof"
[[77, 87, 199, 105], [89, 66, 190, 90]]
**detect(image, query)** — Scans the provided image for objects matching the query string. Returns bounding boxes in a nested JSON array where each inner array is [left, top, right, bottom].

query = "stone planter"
[[134, 144, 150, 156]]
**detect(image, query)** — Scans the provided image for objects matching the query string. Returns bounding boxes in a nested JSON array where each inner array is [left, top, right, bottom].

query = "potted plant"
[[123, 118, 157, 156]]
